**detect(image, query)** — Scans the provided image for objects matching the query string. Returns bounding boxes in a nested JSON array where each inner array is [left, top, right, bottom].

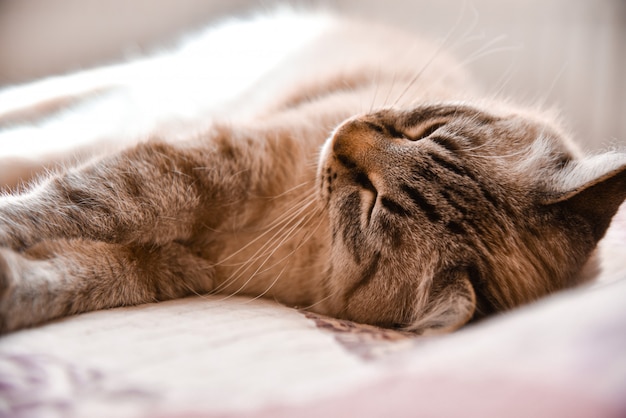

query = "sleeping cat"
[[0, 11, 625, 335]]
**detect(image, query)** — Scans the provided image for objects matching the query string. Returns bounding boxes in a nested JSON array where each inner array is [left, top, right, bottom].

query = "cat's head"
[[317, 103, 626, 334]]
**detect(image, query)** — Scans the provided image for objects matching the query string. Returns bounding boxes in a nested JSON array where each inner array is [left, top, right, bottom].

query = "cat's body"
[[0, 11, 625, 335]]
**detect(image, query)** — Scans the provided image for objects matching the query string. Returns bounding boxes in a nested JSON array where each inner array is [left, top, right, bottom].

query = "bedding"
[[1, 206, 625, 417]]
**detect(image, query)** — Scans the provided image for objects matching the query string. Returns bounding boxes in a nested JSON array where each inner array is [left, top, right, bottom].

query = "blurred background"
[[0, 0, 624, 151]]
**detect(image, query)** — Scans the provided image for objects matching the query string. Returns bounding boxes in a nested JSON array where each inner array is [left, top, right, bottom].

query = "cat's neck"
[[196, 116, 334, 308]]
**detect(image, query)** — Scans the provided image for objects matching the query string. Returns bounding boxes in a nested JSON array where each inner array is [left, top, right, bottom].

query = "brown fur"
[[0, 13, 625, 334]]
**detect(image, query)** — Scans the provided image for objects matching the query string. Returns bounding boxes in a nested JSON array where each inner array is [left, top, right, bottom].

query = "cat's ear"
[[407, 269, 476, 335], [541, 153, 626, 241]]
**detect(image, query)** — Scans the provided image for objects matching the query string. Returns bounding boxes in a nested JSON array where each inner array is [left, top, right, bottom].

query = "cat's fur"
[[0, 11, 625, 334]]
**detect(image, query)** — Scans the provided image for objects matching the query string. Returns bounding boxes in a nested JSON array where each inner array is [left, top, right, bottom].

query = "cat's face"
[[317, 103, 626, 334]]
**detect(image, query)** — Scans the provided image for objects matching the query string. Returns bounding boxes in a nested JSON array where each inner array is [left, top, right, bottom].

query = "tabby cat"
[[0, 12, 624, 334]]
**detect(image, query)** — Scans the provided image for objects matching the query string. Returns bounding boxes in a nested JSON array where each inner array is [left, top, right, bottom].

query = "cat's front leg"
[[0, 136, 250, 249], [0, 131, 270, 332], [0, 239, 215, 333]]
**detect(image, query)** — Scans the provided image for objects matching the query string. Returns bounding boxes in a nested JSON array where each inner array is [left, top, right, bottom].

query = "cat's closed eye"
[[418, 122, 447, 140], [366, 120, 447, 143], [400, 121, 448, 142]]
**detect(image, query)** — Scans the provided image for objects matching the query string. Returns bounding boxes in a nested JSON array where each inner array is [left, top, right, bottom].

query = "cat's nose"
[[331, 119, 381, 170]]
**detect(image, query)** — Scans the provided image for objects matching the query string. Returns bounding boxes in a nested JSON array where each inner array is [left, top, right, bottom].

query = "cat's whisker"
[[488, 61, 517, 100], [391, 0, 472, 108], [392, 45, 446, 108], [368, 65, 382, 113], [213, 205, 321, 302], [460, 37, 521, 75], [205, 200, 311, 270], [381, 72, 398, 109], [266, 179, 315, 199], [208, 188, 316, 268], [213, 206, 312, 270], [210, 194, 318, 293], [240, 262, 289, 304], [239, 213, 326, 304], [534, 61, 569, 110], [215, 196, 315, 265], [411, 33, 520, 110], [451, 0, 481, 47], [253, 210, 325, 277], [181, 280, 213, 301], [298, 287, 338, 312], [218, 206, 318, 291]]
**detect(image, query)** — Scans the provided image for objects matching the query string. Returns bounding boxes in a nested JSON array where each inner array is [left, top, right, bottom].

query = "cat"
[[0, 11, 625, 335]]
